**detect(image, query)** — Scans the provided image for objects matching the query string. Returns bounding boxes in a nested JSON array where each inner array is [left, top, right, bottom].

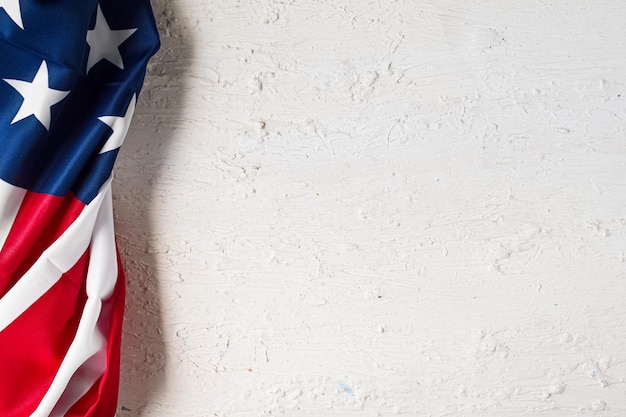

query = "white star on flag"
[[3, 61, 70, 130], [86, 4, 137, 72], [0, 0, 23, 29], [98, 94, 136, 154]]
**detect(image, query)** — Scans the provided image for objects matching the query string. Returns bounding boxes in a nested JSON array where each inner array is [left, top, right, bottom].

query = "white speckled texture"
[[113, 1, 626, 416]]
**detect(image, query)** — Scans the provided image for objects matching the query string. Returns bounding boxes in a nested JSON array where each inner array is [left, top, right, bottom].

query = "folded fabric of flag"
[[0, 1, 159, 415]]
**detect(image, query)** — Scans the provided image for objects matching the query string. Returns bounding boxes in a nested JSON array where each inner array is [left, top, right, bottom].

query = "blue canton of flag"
[[0, 1, 159, 416]]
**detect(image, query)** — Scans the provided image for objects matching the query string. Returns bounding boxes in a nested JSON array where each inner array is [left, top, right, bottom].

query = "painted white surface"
[[113, 1, 626, 415]]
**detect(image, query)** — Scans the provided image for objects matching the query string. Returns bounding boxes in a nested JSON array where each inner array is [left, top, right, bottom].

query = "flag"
[[0, 1, 159, 415]]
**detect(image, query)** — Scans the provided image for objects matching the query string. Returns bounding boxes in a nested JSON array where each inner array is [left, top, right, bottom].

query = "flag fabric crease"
[[0, 1, 159, 416]]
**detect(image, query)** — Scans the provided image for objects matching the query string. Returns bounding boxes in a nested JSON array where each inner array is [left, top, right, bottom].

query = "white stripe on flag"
[[0, 178, 111, 332], [0, 179, 26, 251], [48, 348, 108, 417], [32, 183, 119, 416]]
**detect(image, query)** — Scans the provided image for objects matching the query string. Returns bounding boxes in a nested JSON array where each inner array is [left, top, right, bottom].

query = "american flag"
[[0, 1, 159, 415]]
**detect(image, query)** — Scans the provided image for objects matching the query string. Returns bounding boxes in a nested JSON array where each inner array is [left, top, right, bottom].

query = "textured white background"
[[113, 1, 626, 416]]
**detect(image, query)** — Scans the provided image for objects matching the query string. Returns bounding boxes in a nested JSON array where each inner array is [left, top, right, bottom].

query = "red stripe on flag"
[[0, 250, 90, 416], [0, 190, 85, 297]]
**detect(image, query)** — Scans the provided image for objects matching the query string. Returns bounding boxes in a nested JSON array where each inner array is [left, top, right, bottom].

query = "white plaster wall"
[[112, 1, 626, 415]]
